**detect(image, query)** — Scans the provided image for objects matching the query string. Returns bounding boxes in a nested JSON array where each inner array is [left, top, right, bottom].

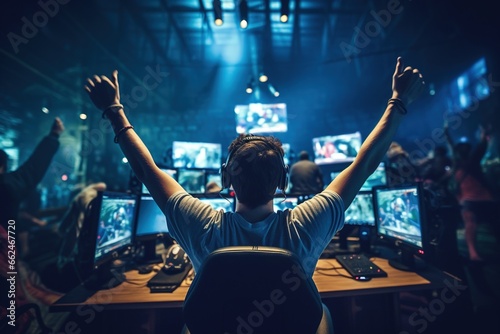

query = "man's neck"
[[235, 200, 274, 223]]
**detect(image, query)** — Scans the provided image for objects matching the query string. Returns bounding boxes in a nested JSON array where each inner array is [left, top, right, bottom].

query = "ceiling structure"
[[1, 1, 496, 112], [0, 0, 498, 188]]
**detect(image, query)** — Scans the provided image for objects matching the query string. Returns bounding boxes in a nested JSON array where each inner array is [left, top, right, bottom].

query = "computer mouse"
[[162, 244, 190, 274], [355, 276, 372, 282]]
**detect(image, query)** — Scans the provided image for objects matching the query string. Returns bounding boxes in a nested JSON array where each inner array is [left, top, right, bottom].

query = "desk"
[[50, 258, 459, 333]]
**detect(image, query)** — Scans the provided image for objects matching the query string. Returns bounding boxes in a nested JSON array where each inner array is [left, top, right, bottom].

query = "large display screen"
[[172, 141, 221, 169], [313, 132, 362, 165], [235, 103, 287, 134]]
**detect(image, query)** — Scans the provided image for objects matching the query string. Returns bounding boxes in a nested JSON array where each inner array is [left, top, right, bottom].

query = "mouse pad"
[[147, 263, 192, 293]]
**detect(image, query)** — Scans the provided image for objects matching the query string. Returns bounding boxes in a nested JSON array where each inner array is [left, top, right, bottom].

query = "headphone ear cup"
[[221, 163, 230, 189], [280, 165, 289, 191]]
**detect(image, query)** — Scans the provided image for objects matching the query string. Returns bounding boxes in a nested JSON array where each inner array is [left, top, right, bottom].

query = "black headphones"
[[221, 135, 289, 192]]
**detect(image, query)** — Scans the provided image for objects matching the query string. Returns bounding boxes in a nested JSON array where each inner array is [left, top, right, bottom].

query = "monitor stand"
[[84, 259, 126, 290], [136, 239, 163, 264], [388, 248, 427, 272], [358, 226, 372, 254]]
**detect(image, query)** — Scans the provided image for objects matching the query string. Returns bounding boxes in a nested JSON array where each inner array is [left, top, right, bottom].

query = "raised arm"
[[84, 71, 184, 211], [8, 117, 64, 201], [325, 57, 425, 208]]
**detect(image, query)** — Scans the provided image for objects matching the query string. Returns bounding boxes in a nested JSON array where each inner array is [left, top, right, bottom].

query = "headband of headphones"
[[221, 135, 288, 191]]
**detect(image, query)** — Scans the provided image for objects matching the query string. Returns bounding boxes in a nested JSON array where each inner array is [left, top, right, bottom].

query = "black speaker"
[[221, 135, 288, 192]]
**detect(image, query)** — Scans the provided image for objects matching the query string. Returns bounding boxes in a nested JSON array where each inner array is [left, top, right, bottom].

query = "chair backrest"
[[183, 246, 327, 334]]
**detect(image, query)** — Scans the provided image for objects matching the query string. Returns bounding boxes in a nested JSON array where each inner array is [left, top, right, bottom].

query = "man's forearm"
[[13, 134, 60, 193], [105, 109, 157, 184], [355, 103, 405, 175]]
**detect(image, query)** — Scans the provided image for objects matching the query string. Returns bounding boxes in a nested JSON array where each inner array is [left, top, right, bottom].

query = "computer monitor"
[[134, 194, 170, 263], [373, 183, 427, 271], [273, 196, 299, 211], [196, 195, 234, 212], [177, 168, 206, 194], [235, 103, 288, 134], [141, 168, 177, 194], [282, 143, 291, 166], [172, 141, 222, 169], [330, 162, 386, 191], [205, 169, 223, 192], [447, 57, 490, 112], [344, 191, 375, 226], [87, 191, 137, 288], [313, 132, 362, 165], [361, 162, 387, 191]]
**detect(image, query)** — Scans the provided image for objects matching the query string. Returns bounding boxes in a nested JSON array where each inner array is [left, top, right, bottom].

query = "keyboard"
[[335, 254, 388, 280]]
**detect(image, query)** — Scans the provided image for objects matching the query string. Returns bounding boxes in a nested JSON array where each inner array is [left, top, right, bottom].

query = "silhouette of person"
[[289, 150, 324, 195]]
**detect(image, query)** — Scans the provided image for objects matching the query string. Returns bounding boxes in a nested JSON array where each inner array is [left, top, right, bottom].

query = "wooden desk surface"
[[50, 257, 446, 312]]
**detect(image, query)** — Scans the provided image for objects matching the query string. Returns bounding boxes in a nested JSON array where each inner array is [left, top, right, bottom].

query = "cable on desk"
[[124, 279, 149, 287], [315, 264, 343, 271]]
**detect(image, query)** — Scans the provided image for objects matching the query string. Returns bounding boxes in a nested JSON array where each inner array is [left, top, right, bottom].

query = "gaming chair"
[[181, 246, 334, 334]]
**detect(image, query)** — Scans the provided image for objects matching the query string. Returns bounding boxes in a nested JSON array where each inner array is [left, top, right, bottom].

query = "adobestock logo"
[[340, 0, 404, 63], [399, 278, 468, 334], [7, 0, 72, 54]]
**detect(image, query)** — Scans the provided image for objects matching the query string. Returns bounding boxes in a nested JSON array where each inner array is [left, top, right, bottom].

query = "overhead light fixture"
[[213, 0, 223, 26], [258, 72, 268, 83], [268, 83, 280, 97], [246, 78, 254, 94], [280, 0, 290, 23], [239, 0, 248, 29]]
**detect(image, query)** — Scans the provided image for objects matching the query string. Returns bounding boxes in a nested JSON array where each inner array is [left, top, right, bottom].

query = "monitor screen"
[[344, 191, 375, 226], [205, 171, 223, 193], [273, 196, 299, 211], [330, 162, 386, 191], [172, 141, 222, 169], [142, 168, 177, 194], [447, 57, 490, 112], [235, 103, 287, 134], [361, 162, 387, 191], [135, 195, 169, 239], [313, 132, 362, 165], [373, 183, 427, 271], [282, 143, 291, 166], [177, 169, 206, 194], [198, 196, 234, 212], [94, 192, 137, 268]]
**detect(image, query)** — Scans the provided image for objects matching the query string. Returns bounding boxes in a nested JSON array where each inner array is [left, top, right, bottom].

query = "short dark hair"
[[299, 151, 309, 160], [0, 150, 8, 171], [226, 135, 285, 208]]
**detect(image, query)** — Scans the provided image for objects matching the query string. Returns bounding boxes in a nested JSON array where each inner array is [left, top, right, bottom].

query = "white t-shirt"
[[164, 190, 344, 277]]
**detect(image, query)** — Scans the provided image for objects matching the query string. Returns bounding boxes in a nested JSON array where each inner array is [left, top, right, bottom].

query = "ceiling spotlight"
[[258, 73, 268, 83], [268, 83, 280, 97], [41, 107, 49, 114], [239, 0, 248, 29], [79, 113, 87, 120], [213, 0, 223, 26], [280, 0, 290, 23], [246, 78, 254, 94]]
